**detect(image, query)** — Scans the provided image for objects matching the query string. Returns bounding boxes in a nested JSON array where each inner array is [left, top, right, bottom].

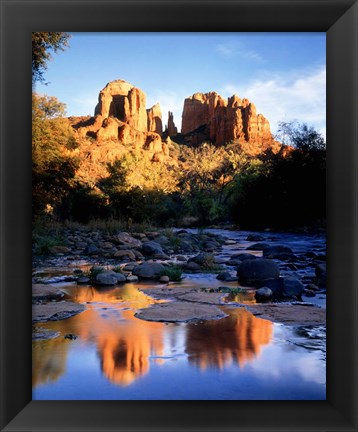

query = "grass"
[[160, 265, 183, 281]]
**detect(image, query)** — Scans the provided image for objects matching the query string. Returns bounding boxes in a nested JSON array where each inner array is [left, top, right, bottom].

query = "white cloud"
[[220, 66, 326, 138], [216, 41, 264, 63], [71, 95, 98, 116]]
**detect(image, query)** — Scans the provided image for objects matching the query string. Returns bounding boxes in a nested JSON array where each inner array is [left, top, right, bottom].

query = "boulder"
[[95, 271, 126, 285], [263, 277, 304, 299], [262, 244, 294, 259], [142, 241, 167, 258], [246, 242, 270, 251], [188, 252, 215, 269], [132, 262, 166, 279], [114, 232, 142, 248], [237, 258, 280, 287], [246, 234, 265, 242], [255, 287, 273, 302], [315, 262, 326, 286], [216, 271, 238, 282]]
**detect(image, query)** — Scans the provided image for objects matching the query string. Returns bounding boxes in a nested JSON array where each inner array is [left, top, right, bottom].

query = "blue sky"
[[36, 32, 326, 138]]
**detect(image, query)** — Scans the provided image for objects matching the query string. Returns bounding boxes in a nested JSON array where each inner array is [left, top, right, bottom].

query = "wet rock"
[[255, 287, 273, 302], [231, 253, 257, 261], [32, 328, 61, 341], [64, 333, 78, 340], [237, 258, 280, 287], [132, 262, 166, 279]]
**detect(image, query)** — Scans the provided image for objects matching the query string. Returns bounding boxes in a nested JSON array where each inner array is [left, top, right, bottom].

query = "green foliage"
[[32, 32, 71, 83], [32, 233, 64, 255], [160, 265, 183, 281], [32, 93, 79, 219]]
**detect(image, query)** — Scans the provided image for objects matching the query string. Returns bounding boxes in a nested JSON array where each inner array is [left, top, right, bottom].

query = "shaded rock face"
[[147, 103, 163, 134], [237, 258, 280, 287], [95, 80, 148, 132], [167, 111, 177, 136], [181, 91, 277, 151]]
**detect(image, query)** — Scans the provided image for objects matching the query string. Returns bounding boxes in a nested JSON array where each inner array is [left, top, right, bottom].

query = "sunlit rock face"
[[185, 307, 273, 369], [95, 80, 148, 133], [181, 91, 278, 152], [147, 103, 163, 135]]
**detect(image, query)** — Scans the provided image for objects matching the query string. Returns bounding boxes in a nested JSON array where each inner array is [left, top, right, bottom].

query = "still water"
[[32, 280, 326, 400]]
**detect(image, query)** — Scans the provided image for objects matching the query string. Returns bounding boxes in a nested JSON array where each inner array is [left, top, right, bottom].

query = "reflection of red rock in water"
[[185, 307, 272, 369]]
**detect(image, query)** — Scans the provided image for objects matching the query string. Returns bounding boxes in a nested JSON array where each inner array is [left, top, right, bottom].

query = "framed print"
[[1, 0, 357, 431]]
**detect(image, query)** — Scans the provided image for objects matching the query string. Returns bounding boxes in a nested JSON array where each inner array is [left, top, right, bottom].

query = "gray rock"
[[246, 242, 270, 251], [246, 234, 265, 242], [126, 275, 139, 282], [77, 277, 90, 284], [231, 253, 257, 261], [262, 245, 294, 259], [142, 241, 165, 256], [114, 232, 142, 248], [95, 271, 125, 285], [237, 258, 280, 287], [188, 252, 214, 268], [315, 262, 326, 286], [282, 277, 304, 298], [255, 287, 273, 302], [184, 261, 202, 271], [159, 275, 170, 283], [216, 271, 237, 282], [132, 262, 166, 279]]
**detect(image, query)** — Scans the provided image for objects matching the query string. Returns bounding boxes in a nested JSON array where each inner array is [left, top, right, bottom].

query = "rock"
[[246, 242, 270, 251], [95, 271, 126, 285], [126, 275, 139, 282], [135, 301, 227, 323], [216, 271, 237, 282], [184, 261, 202, 271], [167, 111, 177, 136], [132, 262, 166, 279], [181, 91, 278, 152], [263, 277, 304, 299], [231, 253, 257, 261], [32, 301, 85, 323], [315, 263, 326, 286], [246, 234, 265, 242], [255, 287, 273, 302], [188, 252, 215, 269], [113, 249, 136, 260], [94, 80, 148, 132], [237, 258, 280, 287], [147, 103, 163, 134], [77, 277, 90, 284], [159, 275, 170, 283], [114, 232, 142, 248], [306, 283, 320, 291], [32, 284, 65, 301], [48, 245, 71, 254], [141, 241, 168, 258], [85, 244, 99, 255], [262, 245, 294, 259], [176, 255, 187, 262], [304, 289, 316, 297]]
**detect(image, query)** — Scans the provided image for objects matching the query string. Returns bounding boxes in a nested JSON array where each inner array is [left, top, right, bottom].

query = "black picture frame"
[[1, 0, 357, 431]]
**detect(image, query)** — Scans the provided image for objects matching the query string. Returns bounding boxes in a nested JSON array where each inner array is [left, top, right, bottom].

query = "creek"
[[32, 229, 326, 400]]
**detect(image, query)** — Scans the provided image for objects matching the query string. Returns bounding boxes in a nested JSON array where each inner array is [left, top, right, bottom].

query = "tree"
[[276, 121, 326, 151], [32, 32, 71, 83], [32, 93, 79, 217]]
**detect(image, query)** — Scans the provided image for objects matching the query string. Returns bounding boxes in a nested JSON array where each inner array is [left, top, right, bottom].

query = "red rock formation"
[[94, 80, 148, 132], [147, 103, 163, 134], [167, 111, 177, 136], [181, 91, 276, 150]]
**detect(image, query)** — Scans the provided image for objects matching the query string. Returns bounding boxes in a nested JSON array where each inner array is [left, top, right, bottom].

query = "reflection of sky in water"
[[33, 283, 325, 400]]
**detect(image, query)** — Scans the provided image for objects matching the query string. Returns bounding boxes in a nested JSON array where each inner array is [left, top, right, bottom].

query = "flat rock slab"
[[32, 284, 65, 301], [135, 301, 227, 323], [178, 291, 228, 305], [32, 328, 61, 341], [33, 301, 85, 323], [139, 286, 196, 300], [245, 304, 326, 325]]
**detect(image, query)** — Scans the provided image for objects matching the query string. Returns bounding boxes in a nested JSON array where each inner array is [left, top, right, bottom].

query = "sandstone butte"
[[69, 79, 282, 177]]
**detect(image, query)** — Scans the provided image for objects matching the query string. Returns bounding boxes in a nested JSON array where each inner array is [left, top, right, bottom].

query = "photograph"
[[31, 32, 327, 401]]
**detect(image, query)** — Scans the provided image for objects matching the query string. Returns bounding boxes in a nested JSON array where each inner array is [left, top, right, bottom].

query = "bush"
[[160, 265, 183, 281]]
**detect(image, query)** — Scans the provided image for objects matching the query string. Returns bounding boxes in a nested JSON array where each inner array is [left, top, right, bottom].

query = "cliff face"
[[181, 92, 276, 151], [147, 103, 163, 135]]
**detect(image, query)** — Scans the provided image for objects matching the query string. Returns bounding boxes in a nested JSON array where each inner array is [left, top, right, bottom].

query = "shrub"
[[160, 265, 183, 281]]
